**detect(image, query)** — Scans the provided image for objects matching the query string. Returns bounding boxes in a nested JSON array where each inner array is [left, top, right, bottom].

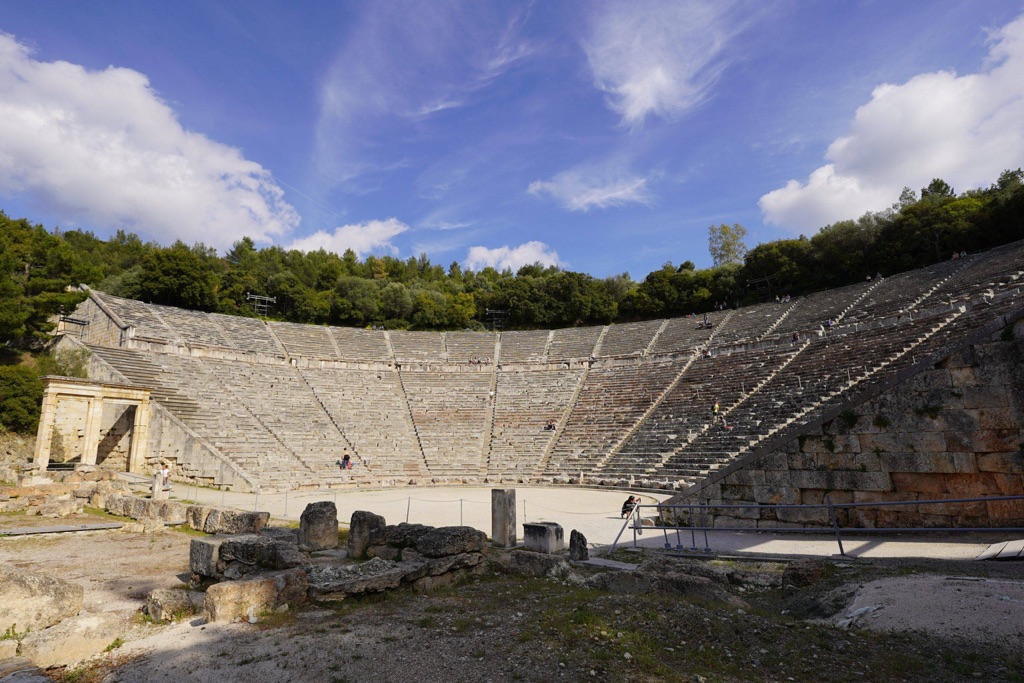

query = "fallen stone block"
[[415, 526, 486, 558], [186, 505, 213, 531], [424, 552, 483, 576], [636, 559, 748, 609], [368, 522, 433, 549], [523, 522, 563, 554], [569, 529, 589, 561], [412, 563, 487, 592], [203, 509, 269, 535], [0, 570, 84, 634], [366, 545, 402, 561], [306, 557, 427, 599], [105, 493, 128, 517], [509, 550, 570, 578], [298, 501, 338, 551], [146, 588, 205, 623], [18, 612, 123, 669], [190, 536, 227, 577], [348, 510, 387, 559], [203, 569, 307, 623], [124, 495, 148, 520], [219, 535, 278, 567], [36, 499, 81, 518], [146, 499, 188, 523]]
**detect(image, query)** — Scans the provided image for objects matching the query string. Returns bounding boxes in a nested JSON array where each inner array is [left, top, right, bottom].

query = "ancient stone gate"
[[33, 377, 152, 474]]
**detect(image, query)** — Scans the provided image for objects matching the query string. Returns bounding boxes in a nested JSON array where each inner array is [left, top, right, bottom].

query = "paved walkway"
[[167, 483, 1020, 561]]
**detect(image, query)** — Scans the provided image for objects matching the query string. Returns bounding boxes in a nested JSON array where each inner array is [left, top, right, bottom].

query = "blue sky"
[[2, 1, 1023, 278]]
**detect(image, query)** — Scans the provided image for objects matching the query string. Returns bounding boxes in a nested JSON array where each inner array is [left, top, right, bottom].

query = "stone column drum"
[[491, 488, 516, 548]]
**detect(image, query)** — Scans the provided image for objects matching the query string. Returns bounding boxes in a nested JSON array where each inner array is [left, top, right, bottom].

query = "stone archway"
[[33, 377, 152, 474]]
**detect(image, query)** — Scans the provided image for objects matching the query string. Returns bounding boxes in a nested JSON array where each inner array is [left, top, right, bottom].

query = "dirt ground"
[[2, 511, 1023, 683]]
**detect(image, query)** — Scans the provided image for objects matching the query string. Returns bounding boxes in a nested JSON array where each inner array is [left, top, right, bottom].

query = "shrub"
[[0, 365, 43, 433]]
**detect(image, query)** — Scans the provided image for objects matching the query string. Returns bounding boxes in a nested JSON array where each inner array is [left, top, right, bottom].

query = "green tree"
[[132, 242, 218, 309], [708, 223, 748, 267]]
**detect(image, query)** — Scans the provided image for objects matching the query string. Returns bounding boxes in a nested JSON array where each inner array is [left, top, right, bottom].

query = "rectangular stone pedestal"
[[523, 522, 563, 554], [491, 489, 517, 548]]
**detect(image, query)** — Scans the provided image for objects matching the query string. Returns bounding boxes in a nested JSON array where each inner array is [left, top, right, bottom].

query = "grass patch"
[[872, 413, 891, 428], [104, 637, 125, 652], [838, 410, 859, 429], [1, 624, 28, 641], [914, 403, 942, 419]]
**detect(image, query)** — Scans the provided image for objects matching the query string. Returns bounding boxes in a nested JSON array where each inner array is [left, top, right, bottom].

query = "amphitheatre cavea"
[[40, 238, 1024, 529]]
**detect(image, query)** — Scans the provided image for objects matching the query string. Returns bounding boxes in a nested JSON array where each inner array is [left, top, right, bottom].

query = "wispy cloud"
[[465, 241, 564, 272], [314, 3, 534, 184], [288, 217, 408, 256], [529, 167, 652, 211], [759, 12, 1024, 233], [0, 32, 298, 250], [584, 1, 746, 128]]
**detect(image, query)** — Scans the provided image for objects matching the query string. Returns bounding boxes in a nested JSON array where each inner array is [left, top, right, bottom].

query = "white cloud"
[[760, 13, 1024, 233], [584, 1, 743, 128], [0, 33, 299, 250], [315, 4, 533, 183], [529, 168, 651, 211], [288, 218, 408, 257], [465, 241, 564, 272]]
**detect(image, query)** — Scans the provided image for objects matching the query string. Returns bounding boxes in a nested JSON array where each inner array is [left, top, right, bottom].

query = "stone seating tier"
[[544, 359, 683, 475], [648, 314, 720, 355], [76, 243, 1022, 491], [597, 319, 663, 357], [390, 331, 446, 364], [330, 327, 392, 362], [771, 281, 874, 338], [487, 369, 582, 475], [445, 331, 497, 363], [267, 322, 338, 360], [917, 241, 1024, 307], [498, 330, 550, 363], [548, 326, 603, 360]]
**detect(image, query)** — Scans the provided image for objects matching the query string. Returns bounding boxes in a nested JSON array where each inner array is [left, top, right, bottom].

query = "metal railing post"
[[826, 494, 846, 557], [688, 504, 698, 551]]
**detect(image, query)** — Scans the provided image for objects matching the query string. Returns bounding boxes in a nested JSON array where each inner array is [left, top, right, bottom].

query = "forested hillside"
[[2, 170, 1022, 341], [1, 169, 1021, 434]]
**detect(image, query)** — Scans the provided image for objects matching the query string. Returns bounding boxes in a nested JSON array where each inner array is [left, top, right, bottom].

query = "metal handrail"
[[612, 494, 1024, 555]]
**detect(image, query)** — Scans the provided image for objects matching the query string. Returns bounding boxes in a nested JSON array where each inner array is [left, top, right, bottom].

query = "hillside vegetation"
[[1, 170, 1022, 434]]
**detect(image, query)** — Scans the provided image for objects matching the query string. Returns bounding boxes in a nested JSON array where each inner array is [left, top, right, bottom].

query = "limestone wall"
[[52, 336, 256, 491], [678, 322, 1024, 529], [67, 295, 125, 347]]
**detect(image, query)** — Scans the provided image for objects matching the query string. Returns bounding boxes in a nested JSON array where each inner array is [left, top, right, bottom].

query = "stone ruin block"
[[414, 526, 486, 557], [0, 570, 84, 634], [306, 558, 427, 600], [368, 522, 433, 549], [569, 529, 588, 561], [298, 501, 338, 551], [186, 505, 213, 531], [202, 509, 270, 535], [348, 510, 387, 559], [203, 568, 308, 623], [523, 522, 563, 554], [146, 588, 205, 623], [190, 534, 306, 579], [491, 488, 516, 548], [190, 536, 227, 577]]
